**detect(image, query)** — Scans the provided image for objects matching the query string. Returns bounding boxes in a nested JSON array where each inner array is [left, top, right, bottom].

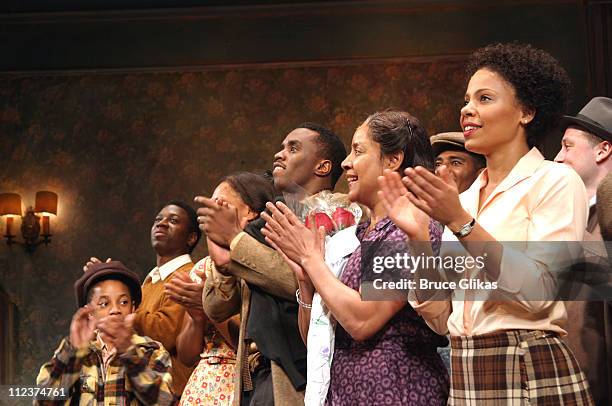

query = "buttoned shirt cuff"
[[407, 298, 451, 335], [230, 231, 247, 252], [407, 276, 453, 305], [408, 293, 451, 319], [208, 262, 238, 299]]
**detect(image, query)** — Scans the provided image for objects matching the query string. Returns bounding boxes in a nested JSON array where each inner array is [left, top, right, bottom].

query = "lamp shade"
[[0, 193, 22, 216], [35, 191, 58, 215]]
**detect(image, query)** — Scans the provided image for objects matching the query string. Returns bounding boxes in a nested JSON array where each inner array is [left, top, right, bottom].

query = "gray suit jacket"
[[565, 206, 612, 405]]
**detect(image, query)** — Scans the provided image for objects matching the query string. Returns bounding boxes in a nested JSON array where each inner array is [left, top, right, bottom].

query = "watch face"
[[455, 219, 474, 237]]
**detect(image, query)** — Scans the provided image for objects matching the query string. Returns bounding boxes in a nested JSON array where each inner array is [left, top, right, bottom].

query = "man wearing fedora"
[[36, 261, 176, 405], [554, 96, 612, 405], [555, 96, 612, 236], [430, 132, 485, 194]]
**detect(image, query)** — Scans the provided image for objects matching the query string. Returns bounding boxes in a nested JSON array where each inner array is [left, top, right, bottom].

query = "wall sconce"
[[0, 191, 58, 252]]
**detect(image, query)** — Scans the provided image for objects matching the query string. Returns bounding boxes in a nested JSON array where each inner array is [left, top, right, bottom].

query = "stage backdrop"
[[0, 58, 469, 382], [0, 0, 592, 385]]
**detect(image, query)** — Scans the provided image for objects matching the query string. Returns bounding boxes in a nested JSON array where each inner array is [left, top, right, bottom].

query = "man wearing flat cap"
[[428, 132, 486, 371], [555, 96, 612, 406], [431, 132, 485, 194], [36, 261, 176, 405]]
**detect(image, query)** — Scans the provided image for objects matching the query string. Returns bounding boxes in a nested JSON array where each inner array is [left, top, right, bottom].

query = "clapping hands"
[[69, 306, 136, 355]]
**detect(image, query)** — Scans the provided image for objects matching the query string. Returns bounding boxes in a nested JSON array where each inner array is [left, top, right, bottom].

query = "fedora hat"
[[74, 261, 142, 308], [560, 97, 612, 142]]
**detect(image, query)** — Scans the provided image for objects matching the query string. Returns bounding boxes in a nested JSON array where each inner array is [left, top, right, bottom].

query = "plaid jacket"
[[35, 334, 176, 405]]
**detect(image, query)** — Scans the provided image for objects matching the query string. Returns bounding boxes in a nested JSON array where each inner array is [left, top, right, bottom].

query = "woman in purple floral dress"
[[329, 217, 448, 405], [263, 111, 449, 405]]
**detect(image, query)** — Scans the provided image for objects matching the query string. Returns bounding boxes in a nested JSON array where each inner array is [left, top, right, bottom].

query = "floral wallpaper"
[[0, 58, 466, 384]]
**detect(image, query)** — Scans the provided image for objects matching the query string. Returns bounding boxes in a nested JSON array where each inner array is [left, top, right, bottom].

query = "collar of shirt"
[[146, 254, 192, 284], [462, 147, 545, 216], [589, 194, 597, 208], [96, 331, 117, 372]]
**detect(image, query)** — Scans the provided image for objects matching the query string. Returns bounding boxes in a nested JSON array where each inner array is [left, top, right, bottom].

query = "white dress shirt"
[[145, 254, 192, 284]]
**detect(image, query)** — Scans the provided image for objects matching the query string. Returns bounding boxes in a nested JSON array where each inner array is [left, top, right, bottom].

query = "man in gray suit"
[[555, 96, 612, 406]]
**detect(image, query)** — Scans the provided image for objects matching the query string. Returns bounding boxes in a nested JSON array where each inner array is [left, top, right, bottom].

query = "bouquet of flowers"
[[291, 190, 362, 236], [283, 189, 362, 405]]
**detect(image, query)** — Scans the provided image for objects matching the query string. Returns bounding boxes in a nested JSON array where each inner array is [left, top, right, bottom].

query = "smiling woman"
[[263, 110, 450, 406], [379, 43, 594, 405], [460, 68, 536, 158]]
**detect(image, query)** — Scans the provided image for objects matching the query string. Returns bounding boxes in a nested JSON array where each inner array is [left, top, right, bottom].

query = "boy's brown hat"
[[74, 261, 142, 308]]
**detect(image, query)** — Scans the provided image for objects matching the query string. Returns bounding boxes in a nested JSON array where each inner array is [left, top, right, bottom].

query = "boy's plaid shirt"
[[35, 334, 177, 405]]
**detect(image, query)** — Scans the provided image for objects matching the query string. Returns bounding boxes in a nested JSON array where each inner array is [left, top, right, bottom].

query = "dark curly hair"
[[364, 110, 434, 173], [466, 43, 571, 148]]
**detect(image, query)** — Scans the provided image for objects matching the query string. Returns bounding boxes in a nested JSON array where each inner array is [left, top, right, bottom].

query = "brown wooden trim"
[[0, 286, 16, 385], [0, 0, 585, 73], [0, 53, 469, 78], [0, 292, 4, 384]]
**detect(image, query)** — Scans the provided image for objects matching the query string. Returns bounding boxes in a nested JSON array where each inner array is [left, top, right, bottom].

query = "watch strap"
[[453, 218, 476, 238]]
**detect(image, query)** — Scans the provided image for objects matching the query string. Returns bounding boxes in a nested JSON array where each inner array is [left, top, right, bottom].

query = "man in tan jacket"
[[197, 122, 346, 405]]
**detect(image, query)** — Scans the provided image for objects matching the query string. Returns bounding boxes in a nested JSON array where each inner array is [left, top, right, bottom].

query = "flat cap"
[[430, 132, 467, 155], [74, 260, 142, 308]]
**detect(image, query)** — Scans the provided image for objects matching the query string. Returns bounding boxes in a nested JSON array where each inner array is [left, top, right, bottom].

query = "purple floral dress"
[[327, 217, 449, 406]]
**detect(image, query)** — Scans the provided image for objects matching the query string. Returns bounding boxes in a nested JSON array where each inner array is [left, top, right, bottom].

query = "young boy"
[[35, 261, 176, 405]]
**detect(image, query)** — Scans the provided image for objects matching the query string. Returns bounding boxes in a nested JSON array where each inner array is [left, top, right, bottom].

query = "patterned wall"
[[0, 58, 467, 383]]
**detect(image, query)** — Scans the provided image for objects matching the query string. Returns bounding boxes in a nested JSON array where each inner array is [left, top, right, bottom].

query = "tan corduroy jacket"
[[202, 232, 303, 405]]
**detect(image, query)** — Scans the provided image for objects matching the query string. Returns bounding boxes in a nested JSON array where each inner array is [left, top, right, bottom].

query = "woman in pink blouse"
[[379, 43, 594, 404]]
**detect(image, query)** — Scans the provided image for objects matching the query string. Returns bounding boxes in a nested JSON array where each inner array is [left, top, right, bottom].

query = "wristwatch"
[[452, 218, 476, 238]]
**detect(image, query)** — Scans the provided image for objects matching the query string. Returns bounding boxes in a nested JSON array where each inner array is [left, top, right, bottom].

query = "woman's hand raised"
[[260, 201, 324, 266], [398, 165, 471, 231], [378, 169, 430, 241]]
